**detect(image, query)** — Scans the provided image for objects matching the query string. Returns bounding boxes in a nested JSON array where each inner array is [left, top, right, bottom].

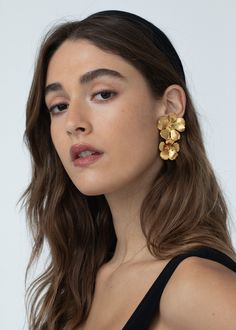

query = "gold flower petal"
[[166, 139, 175, 145], [168, 147, 178, 160], [173, 142, 180, 152], [168, 112, 177, 123], [157, 117, 169, 130], [170, 129, 180, 141], [160, 150, 170, 160], [169, 152, 178, 160], [174, 118, 185, 132], [159, 141, 165, 151], [160, 129, 170, 140]]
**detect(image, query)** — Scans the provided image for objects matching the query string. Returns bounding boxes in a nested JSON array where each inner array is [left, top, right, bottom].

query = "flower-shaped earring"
[[157, 112, 185, 160]]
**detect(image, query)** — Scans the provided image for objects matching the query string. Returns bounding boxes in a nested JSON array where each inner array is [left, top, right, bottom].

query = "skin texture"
[[44, 40, 236, 329]]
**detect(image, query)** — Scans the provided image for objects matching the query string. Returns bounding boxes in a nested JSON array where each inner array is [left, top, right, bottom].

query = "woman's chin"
[[74, 181, 120, 197], [79, 188, 104, 196], [73, 181, 109, 196]]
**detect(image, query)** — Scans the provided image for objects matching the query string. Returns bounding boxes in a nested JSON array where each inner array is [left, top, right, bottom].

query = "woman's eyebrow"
[[79, 68, 127, 84], [45, 82, 63, 97], [45, 68, 127, 97]]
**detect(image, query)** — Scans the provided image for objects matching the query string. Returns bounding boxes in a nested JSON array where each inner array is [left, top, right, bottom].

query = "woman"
[[23, 10, 236, 330]]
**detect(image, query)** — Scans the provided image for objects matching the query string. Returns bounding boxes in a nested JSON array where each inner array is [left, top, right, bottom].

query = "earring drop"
[[157, 112, 185, 160]]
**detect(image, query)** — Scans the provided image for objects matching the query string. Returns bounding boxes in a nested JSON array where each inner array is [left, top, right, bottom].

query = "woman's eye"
[[48, 103, 68, 114], [93, 90, 117, 101]]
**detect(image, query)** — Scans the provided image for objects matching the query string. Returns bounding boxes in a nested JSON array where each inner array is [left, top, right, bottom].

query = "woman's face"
[[45, 39, 164, 196]]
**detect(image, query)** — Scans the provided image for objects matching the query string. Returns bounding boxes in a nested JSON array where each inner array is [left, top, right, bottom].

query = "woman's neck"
[[104, 175, 155, 266]]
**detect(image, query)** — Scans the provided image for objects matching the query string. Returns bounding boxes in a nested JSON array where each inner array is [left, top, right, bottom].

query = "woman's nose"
[[65, 102, 92, 136]]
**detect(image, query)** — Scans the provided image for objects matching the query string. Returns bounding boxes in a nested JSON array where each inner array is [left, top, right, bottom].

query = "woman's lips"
[[73, 153, 104, 167], [70, 143, 104, 167]]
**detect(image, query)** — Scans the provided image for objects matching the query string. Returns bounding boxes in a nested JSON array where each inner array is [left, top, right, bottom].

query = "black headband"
[[90, 10, 186, 83]]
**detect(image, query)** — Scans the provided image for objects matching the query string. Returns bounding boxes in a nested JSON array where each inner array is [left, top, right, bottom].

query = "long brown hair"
[[22, 10, 235, 329]]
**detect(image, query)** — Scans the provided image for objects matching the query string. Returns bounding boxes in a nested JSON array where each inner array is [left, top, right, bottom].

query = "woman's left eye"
[[93, 90, 117, 101]]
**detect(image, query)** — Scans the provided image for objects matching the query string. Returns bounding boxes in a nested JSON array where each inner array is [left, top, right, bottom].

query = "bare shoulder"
[[159, 256, 236, 330]]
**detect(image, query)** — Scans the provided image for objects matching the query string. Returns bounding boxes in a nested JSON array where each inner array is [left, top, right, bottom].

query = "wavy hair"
[[22, 10, 235, 329]]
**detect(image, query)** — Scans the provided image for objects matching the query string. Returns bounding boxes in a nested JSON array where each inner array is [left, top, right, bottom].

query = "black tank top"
[[122, 246, 236, 330]]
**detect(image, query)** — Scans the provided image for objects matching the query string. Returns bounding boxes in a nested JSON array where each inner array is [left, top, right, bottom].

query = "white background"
[[1, 1, 235, 329]]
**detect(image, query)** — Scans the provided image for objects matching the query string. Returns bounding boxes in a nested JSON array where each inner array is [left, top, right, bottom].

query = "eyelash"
[[92, 90, 117, 102], [48, 103, 68, 114], [48, 90, 117, 114]]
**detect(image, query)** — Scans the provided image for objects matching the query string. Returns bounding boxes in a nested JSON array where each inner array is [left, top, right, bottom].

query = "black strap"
[[122, 246, 236, 330]]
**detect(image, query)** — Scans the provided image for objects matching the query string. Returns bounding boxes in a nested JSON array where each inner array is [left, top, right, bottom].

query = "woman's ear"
[[156, 84, 186, 119]]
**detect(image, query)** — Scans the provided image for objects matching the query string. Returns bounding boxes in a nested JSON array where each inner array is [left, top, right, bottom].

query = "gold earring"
[[157, 112, 185, 160]]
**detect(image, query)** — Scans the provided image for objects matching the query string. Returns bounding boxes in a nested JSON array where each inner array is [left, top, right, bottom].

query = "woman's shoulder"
[[159, 256, 236, 330]]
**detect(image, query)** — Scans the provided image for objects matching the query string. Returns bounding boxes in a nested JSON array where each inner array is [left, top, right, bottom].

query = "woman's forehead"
[[46, 39, 141, 85]]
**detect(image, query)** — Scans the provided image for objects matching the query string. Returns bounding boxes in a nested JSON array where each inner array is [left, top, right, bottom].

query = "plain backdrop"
[[1, 0, 235, 329]]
